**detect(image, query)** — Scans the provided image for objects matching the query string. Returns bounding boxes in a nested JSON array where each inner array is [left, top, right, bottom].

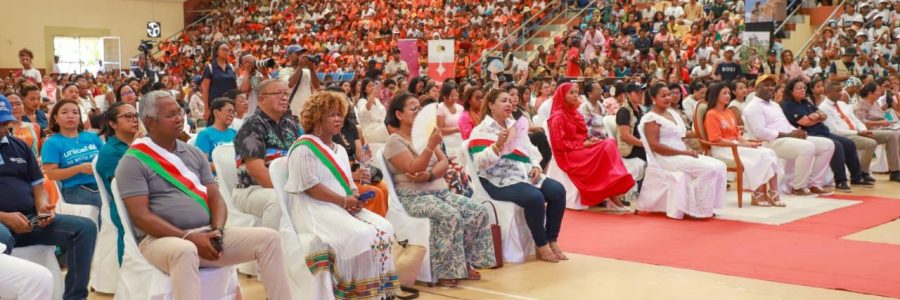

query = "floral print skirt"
[[395, 189, 496, 280]]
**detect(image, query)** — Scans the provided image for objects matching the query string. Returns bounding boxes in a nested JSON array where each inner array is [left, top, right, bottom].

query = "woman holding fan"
[[470, 89, 568, 262], [383, 92, 496, 287]]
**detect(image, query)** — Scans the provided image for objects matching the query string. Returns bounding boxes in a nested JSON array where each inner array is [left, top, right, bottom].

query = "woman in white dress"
[[703, 83, 783, 207], [437, 83, 465, 154], [356, 78, 390, 144], [285, 91, 399, 299], [640, 83, 727, 219]]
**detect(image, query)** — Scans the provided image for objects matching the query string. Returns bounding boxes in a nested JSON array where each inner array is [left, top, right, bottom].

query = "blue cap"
[[0, 95, 15, 123], [285, 44, 306, 55]]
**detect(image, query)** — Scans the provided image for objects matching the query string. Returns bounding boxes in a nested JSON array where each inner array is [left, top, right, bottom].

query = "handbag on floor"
[[482, 201, 504, 268], [392, 239, 425, 299]]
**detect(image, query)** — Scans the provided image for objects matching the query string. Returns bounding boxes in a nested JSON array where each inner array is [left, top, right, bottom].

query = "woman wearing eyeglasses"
[[115, 84, 139, 108], [195, 98, 237, 174], [95, 102, 140, 257]]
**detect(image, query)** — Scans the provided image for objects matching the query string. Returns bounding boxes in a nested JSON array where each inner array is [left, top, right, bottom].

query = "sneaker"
[[810, 186, 835, 195], [863, 173, 877, 183], [850, 179, 875, 187], [890, 171, 900, 182], [835, 182, 852, 191]]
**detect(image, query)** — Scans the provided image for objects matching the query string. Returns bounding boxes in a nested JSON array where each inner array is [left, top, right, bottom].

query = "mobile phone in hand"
[[358, 190, 377, 203], [211, 235, 224, 253], [29, 214, 51, 227]]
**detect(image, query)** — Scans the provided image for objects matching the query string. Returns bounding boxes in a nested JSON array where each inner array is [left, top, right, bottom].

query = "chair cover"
[[212, 144, 259, 276], [268, 158, 336, 299], [635, 122, 691, 216], [541, 122, 587, 210], [375, 150, 434, 283], [458, 141, 535, 263], [110, 180, 241, 300], [90, 156, 120, 293], [10, 246, 63, 300]]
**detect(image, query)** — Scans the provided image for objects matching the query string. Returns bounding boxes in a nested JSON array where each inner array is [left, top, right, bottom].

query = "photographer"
[[237, 54, 272, 115], [279, 45, 319, 117], [132, 41, 158, 95]]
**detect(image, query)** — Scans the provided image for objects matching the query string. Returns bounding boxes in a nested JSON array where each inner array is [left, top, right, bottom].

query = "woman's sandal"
[[767, 190, 787, 207], [549, 243, 569, 260], [466, 268, 481, 280], [536, 246, 560, 263], [751, 190, 772, 207], [437, 279, 458, 287]]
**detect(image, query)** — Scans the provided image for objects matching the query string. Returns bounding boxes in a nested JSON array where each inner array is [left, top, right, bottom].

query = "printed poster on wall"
[[398, 39, 420, 79], [427, 39, 455, 83]]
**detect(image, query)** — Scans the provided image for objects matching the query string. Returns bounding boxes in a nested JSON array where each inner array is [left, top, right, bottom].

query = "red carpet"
[[558, 195, 900, 298]]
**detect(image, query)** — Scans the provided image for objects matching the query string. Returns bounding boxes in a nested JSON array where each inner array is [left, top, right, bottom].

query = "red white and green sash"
[[468, 132, 531, 163], [125, 137, 210, 215], [289, 135, 353, 196]]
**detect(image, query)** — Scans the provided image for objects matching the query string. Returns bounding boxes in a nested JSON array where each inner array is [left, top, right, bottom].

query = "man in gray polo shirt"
[[115, 91, 293, 299]]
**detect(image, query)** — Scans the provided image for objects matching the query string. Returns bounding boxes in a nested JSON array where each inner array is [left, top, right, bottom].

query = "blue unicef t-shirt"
[[41, 131, 104, 188], [195, 126, 237, 161]]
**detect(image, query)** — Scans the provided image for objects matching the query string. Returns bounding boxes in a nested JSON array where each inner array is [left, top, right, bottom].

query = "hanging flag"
[[398, 39, 420, 79], [427, 39, 455, 83]]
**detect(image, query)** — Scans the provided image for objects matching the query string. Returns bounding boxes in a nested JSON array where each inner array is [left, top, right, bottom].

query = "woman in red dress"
[[548, 82, 635, 210]]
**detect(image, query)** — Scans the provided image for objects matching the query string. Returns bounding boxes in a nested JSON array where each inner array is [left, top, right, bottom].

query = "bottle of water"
[[358, 144, 372, 185]]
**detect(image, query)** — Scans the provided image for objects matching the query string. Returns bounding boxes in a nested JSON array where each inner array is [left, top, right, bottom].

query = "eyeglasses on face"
[[116, 113, 138, 121]]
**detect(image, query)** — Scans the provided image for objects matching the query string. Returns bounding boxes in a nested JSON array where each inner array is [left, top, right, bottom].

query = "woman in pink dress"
[[548, 83, 635, 209]]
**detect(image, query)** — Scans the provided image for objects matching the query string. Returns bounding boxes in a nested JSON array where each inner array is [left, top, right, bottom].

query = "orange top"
[[704, 108, 740, 143]]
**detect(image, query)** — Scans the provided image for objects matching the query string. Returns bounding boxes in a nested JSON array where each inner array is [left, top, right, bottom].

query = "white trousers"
[[765, 136, 834, 189], [0, 254, 53, 300], [232, 186, 282, 230]]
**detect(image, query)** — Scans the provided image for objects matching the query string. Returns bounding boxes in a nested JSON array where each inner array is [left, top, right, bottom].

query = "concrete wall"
[[0, 0, 184, 72]]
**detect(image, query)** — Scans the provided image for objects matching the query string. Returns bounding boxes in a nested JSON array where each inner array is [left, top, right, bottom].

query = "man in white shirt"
[[664, 3, 684, 18], [18, 49, 42, 88], [841, 4, 864, 26], [742, 75, 835, 195], [690, 57, 714, 83], [384, 50, 409, 82], [819, 81, 900, 181], [51, 56, 61, 75]]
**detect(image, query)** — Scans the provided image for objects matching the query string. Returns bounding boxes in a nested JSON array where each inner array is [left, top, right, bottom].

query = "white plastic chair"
[[457, 141, 535, 262], [375, 149, 434, 283], [541, 122, 587, 210], [10, 246, 64, 300], [268, 157, 336, 299], [211, 144, 259, 276], [90, 156, 119, 293], [109, 179, 241, 299], [603, 115, 647, 183]]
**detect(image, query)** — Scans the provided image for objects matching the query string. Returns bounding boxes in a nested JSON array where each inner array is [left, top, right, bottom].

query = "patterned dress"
[[383, 134, 496, 280]]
